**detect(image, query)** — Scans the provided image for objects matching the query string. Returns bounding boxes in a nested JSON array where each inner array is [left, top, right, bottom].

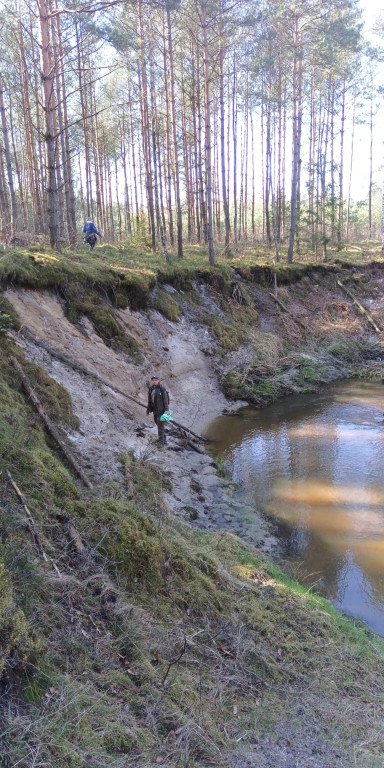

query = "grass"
[[1, 238, 383, 296], [1, 329, 384, 766], [1, 241, 384, 765]]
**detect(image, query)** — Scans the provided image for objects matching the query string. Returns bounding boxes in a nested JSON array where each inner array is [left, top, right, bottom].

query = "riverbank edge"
[[1, 250, 384, 767]]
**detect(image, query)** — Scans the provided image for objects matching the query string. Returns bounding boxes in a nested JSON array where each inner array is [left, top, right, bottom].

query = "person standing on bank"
[[146, 375, 170, 446]]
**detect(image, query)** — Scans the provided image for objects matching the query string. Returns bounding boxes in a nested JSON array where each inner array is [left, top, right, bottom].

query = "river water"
[[205, 380, 384, 635]]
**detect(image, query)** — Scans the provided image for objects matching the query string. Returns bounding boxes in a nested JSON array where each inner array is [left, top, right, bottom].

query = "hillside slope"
[[1, 248, 384, 768]]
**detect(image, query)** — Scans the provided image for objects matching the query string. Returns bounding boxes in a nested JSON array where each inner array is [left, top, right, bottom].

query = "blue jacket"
[[83, 222, 101, 237]]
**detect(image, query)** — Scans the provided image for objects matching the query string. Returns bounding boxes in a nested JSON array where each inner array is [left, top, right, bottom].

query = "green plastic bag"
[[159, 409, 173, 422]]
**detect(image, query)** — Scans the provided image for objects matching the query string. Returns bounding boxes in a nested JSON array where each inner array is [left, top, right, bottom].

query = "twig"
[[267, 291, 308, 329], [336, 279, 382, 333], [241, 368, 251, 385], [58, 511, 84, 553], [6, 470, 61, 576], [162, 636, 187, 685]]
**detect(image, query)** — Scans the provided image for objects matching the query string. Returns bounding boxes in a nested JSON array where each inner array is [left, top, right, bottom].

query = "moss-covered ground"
[[1, 242, 384, 766]]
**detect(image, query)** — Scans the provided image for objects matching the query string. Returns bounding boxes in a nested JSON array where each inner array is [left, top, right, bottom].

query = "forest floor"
[[1, 243, 384, 767]]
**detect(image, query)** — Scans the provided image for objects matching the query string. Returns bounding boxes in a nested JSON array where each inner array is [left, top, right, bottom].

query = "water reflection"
[[205, 381, 384, 635]]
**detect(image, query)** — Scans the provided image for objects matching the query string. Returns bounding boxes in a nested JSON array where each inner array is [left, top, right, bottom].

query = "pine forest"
[[0, 0, 382, 262]]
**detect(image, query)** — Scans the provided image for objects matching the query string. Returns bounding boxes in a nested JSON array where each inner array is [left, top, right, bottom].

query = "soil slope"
[[1, 254, 384, 768]]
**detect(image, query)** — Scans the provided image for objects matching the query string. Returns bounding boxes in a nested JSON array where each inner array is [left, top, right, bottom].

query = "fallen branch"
[[58, 511, 84, 553], [336, 280, 382, 334], [20, 332, 207, 443], [162, 636, 187, 685], [9, 355, 93, 489], [267, 291, 307, 330], [241, 367, 251, 385], [6, 470, 61, 576]]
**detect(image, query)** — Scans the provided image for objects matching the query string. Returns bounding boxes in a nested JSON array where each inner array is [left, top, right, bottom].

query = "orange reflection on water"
[[270, 503, 384, 538], [288, 424, 384, 440], [273, 479, 384, 508], [270, 479, 384, 546], [347, 538, 384, 574]]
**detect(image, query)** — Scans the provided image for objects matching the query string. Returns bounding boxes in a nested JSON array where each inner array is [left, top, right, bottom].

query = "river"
[[205, 380, 384, 636]]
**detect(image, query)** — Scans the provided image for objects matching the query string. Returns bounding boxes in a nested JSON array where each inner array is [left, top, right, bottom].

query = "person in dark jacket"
[[82, 219, 102, 250], [146, 375, 170, 446]]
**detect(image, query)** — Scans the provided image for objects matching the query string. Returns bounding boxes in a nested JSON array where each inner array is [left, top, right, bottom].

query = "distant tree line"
[[0, 0, 381, 261]]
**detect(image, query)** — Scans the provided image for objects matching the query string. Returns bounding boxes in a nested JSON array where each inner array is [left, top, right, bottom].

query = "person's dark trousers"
[[154, 413, 166, 444]]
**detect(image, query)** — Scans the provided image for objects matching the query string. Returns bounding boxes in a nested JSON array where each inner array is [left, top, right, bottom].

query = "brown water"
[[205, 380, 384, 635]]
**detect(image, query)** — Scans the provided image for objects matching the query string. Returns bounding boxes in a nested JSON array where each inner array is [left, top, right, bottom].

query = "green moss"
[[23, 359, 80, 430], [211, 457, 228, 478], [153, 288, 181, 321], [293, 360, 328, 391], [32, 449, 79, 500], [223, 370, 279, 405], [0, 311, 13, 333], [157, 265, 195, 292], [0, 295, 20, 332], [58, 282, 143, 360], [181, 289, 202, 308], [120, 271, 154, 309], [103, 725, 138, 754], [327, 339, 361, 361], [206, 317, 240, 350], [120, 452, 171, 508], [105, 512, 165, 590], [0, 556, 39, 680], [198, 266, 233, 294]]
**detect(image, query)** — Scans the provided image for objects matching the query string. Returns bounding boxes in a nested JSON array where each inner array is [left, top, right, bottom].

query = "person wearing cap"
[[146, 375, 170, 446]]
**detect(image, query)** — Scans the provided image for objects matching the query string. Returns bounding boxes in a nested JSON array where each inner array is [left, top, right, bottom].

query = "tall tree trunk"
[[137, 1, 156, 250], [0, 74, 17, 233], [287, 15, 302, 264], [196, 47, 207, 244], [232, 54, 237, 246], [162, 12, 174, 247], [191, 46, 201, 242], [54, 8, 76, 247], [251, 112, 255, 237], [38, 0, 60, 250], [337, 81, 346, 246], [76, 22, 93, 218], [167, 6, 183, 258], [219, 28, 230, 254], [369, 93, 373, 240], [181, 75, 192, 242], [150, 56, 170, 263], [346, 83, 356, 242], [19, 21, 44, 232], [128, 91, 140, 228], [202, 3, 214, 265], [265, 99, 272, 247]]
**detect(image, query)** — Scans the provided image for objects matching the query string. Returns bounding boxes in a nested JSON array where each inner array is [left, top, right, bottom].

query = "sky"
[[361, 0, 383, 27], [348, 0, 384, 200]]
